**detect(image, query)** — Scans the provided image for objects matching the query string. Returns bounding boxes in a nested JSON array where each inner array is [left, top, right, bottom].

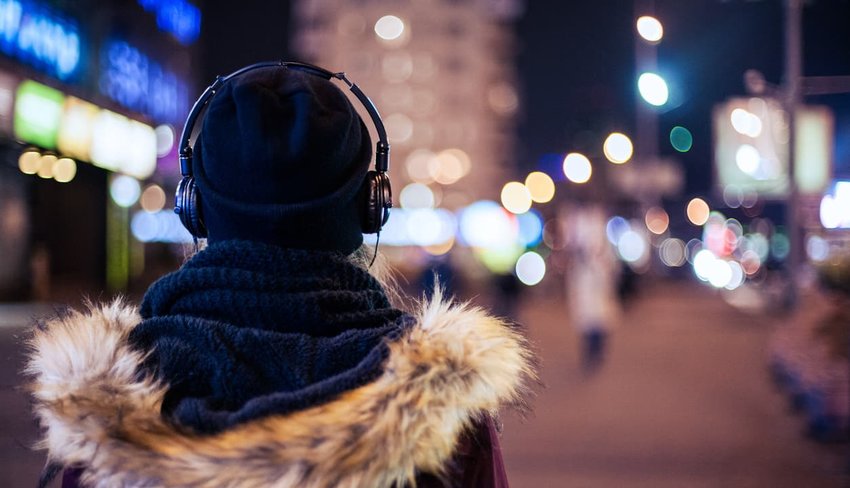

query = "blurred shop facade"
[[0, 0, 199, 301]]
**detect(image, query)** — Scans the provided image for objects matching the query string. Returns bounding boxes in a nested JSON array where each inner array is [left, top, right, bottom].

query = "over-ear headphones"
[[174, 61, 392, 239]]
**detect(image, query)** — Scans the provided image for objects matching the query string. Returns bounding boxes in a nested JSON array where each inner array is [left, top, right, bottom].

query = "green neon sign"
[[14, 80, 65, 150]]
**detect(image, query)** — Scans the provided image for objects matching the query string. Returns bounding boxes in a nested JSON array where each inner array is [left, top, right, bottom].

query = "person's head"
[[189, 66, 374, 254]]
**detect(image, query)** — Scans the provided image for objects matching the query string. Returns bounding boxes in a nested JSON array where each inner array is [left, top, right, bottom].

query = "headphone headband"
[[178, 61, 390, 177]]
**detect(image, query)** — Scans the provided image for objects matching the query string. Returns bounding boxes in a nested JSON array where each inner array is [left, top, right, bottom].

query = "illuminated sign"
[[58, 96, 98, 160], [138, 0, 200, 45], [14, 79, 158, 179], [0, 70, 18, 134], [14, 79, 64, 149], [714, 97, 833, 198], [99, 40, 189, 123], [820, 181, 850, 229], [0, 0, 81, 80], [90, 109, 157, 179]]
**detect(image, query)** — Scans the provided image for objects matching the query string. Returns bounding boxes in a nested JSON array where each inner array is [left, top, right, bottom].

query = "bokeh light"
[[685, 238, 703, 264], [723, 185, 744, 208], [806, 235, 829, 262], [617, 230, 647, 264], [687, 198, 710, 226], [517, 210, 544, 247], [155, 124, 174, 157], [725, 261, 745, 290], [638, 72, 669, 106], [18, 150, 40, 174], [131, 210, 193, 243], [424, 237, 455, 256], [606, 216, 630, 245], [399, 182, 435, 209], [406, 209, 442, 246], [740, 250, 761, 275], [659, 238, 686, 267], [110, 175, 141, 208], [771, 233, 790, 260], [645, 207, 669, 235], [429, 149, 469, 185], [562, 152, 592, 183], [374, 15, 405, 40], [405, 149, 436, 183], [53, 158, 77, 183], [669, 126, 693, 152], [140, 184, 167, 213], [385, 113, 413, 143], [515, 251, 546, 286], [501, 181, 533, 214], [459, 200, 518, 249], [603, 132, 633, 164], [730, 108, 762, 138], [488, 83, 519, 115], [735, 144, 760, 175], [524, 171, 555, 203], [636, 15, 663, 42], [37, 154, 57, 179]]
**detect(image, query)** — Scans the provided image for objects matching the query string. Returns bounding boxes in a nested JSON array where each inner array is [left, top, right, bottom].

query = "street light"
[[374, 15, 405, 41], [563, 152, 592, 183], [603, 132, 634, 164], [636, 15, 663, 43], [638, 72, 669, 106]]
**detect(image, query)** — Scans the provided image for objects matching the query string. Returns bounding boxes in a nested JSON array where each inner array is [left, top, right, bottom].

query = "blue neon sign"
[[99, 40, 188, 123], [0, 0, 81, 80], [138, 0, 200, 45]]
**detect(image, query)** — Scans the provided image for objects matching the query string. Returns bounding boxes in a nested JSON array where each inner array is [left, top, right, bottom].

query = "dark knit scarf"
[[128, 240, 410, 435]]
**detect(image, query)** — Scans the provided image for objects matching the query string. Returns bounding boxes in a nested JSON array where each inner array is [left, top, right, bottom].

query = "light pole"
[[634, 0, 660, 168], [784, 0, 802, 308]]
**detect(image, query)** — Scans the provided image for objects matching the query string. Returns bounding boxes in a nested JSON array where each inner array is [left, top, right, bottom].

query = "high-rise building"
[[292, 0, 523, 209]]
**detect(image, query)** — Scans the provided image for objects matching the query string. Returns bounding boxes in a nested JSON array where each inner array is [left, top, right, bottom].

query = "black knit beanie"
[[193, 66, 372, 254]]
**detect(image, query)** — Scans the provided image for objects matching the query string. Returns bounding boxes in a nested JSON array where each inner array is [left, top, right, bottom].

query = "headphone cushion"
[[362, 171, 390, 234], [176, 177, 207, 238]]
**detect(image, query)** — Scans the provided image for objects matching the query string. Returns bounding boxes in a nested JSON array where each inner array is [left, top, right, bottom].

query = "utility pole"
[[784, 0, 802, 309]]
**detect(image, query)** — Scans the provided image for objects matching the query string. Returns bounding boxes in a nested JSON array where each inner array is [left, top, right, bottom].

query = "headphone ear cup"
[[361, 171, 391, 234], [175, 177, 207, 238], [378, 172, 392, 226]]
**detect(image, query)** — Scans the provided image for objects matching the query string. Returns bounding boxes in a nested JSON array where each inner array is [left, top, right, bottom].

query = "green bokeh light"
[[670, 126, 693, 152]]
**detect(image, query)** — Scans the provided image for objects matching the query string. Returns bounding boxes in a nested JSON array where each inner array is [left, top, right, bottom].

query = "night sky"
[[200, 0, 850, 201]]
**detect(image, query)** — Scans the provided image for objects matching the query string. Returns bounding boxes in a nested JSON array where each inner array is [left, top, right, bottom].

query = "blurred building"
[[291, 0, 523, 210], [0, 0, 199, 300]]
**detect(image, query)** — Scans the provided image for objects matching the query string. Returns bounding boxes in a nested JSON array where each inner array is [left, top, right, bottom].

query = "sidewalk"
[[0, 303, 62, 328], [500, 279, 847, 487]]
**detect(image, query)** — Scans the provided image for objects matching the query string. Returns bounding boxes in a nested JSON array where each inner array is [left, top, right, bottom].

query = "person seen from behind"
[[26, 63, 534, 487]]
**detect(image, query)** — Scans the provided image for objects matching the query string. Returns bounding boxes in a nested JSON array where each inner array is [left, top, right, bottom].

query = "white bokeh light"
[[563, 152, 592, 183], [375, 15, 405, 40], [617, 230, 647, 264], [735, 144, 760, 175], [399, 183, 435, 209], [603, 132, 633, 164], [636, 16, 663, 42], [110, 175, 142, 208], [638, 72, 669, 106], [515, 251, 546, 286]]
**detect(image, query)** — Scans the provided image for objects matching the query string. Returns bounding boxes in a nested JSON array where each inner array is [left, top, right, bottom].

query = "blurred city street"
[[499, 278, 847, 488], [0, 280, 845, 487]]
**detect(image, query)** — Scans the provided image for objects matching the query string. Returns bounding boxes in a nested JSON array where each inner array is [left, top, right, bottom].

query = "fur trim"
[[26, 291, 534, 487]]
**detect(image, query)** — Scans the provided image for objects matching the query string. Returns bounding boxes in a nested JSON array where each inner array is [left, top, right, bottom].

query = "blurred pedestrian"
[[563, 204, 620, 372], [27, 63, 533, 488]]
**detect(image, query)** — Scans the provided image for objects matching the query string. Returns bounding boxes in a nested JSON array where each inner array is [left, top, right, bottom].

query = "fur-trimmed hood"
[[26, 294, 533, 487]]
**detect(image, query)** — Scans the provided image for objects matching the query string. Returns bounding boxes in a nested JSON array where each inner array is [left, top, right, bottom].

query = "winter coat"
[[27, 295, 532, 487]]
